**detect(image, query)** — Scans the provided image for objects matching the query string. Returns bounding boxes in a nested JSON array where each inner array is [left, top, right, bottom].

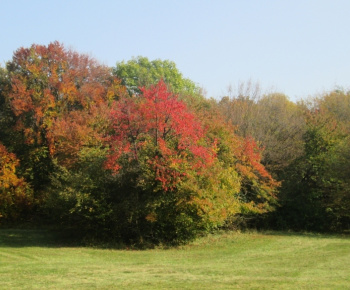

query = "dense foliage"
[[0, 42, 349, 245], [218, 84, 350, 232]]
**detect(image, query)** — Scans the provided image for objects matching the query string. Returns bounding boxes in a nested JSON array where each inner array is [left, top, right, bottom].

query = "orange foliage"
[[7, 41, 127, 163], [52, 103, 111, 166]]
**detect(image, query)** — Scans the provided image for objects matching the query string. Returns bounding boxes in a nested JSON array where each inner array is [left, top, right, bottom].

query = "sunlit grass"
[[0, 229, 349, 289]]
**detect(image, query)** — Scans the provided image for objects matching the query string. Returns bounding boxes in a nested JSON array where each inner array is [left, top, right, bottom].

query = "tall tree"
[[4, 42, 126, 189], [105, 80, 217, 244]]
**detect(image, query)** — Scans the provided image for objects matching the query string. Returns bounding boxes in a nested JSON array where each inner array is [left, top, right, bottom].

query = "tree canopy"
[[0, 42, 349, 245], [114, 56, 201, 98]]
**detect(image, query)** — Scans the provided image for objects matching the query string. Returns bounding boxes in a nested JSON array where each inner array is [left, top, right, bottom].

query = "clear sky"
[[1, 0, 350, 101]]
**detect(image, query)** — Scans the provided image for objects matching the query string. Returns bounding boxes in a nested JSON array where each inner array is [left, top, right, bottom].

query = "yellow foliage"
[[0, 143, 33, 220]]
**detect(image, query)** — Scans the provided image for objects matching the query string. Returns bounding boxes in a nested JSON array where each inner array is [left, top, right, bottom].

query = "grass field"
[[0, 229, 349, 289]]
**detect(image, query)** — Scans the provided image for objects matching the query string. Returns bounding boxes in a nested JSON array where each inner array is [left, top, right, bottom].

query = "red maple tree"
[[106, 80, 216, 190]]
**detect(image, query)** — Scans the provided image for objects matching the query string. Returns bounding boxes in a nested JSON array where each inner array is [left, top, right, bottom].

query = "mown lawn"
[[0, 229, 349, 289]]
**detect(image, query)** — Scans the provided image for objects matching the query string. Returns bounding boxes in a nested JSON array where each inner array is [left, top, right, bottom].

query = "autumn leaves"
[[0, 42, 278, 244]]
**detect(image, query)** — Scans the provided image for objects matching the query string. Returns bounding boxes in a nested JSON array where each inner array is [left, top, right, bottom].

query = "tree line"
[[0, 42, 349, 245]]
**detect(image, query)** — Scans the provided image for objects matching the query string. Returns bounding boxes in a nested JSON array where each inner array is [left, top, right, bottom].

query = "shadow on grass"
[[2, 228, 348, 249], [0, 228, 84, 248], [0, 228, 146, 250], [261, 230, 350, 240]]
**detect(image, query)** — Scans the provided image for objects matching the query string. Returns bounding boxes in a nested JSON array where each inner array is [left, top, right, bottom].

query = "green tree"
[[327, 137, 350, 230], [114, 56, 201, 99], [277, 108, 347, 231]]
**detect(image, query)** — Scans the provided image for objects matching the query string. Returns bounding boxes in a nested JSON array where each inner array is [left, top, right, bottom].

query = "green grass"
[[0, 229, 349, 289]]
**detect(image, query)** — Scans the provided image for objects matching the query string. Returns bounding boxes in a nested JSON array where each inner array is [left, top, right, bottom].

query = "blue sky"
[[1, 0, 350, 101]]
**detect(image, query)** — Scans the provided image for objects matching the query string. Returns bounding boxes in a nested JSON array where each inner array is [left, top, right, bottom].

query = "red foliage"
[[106, 80, 216, 190], [241, 137, 271, 179]]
